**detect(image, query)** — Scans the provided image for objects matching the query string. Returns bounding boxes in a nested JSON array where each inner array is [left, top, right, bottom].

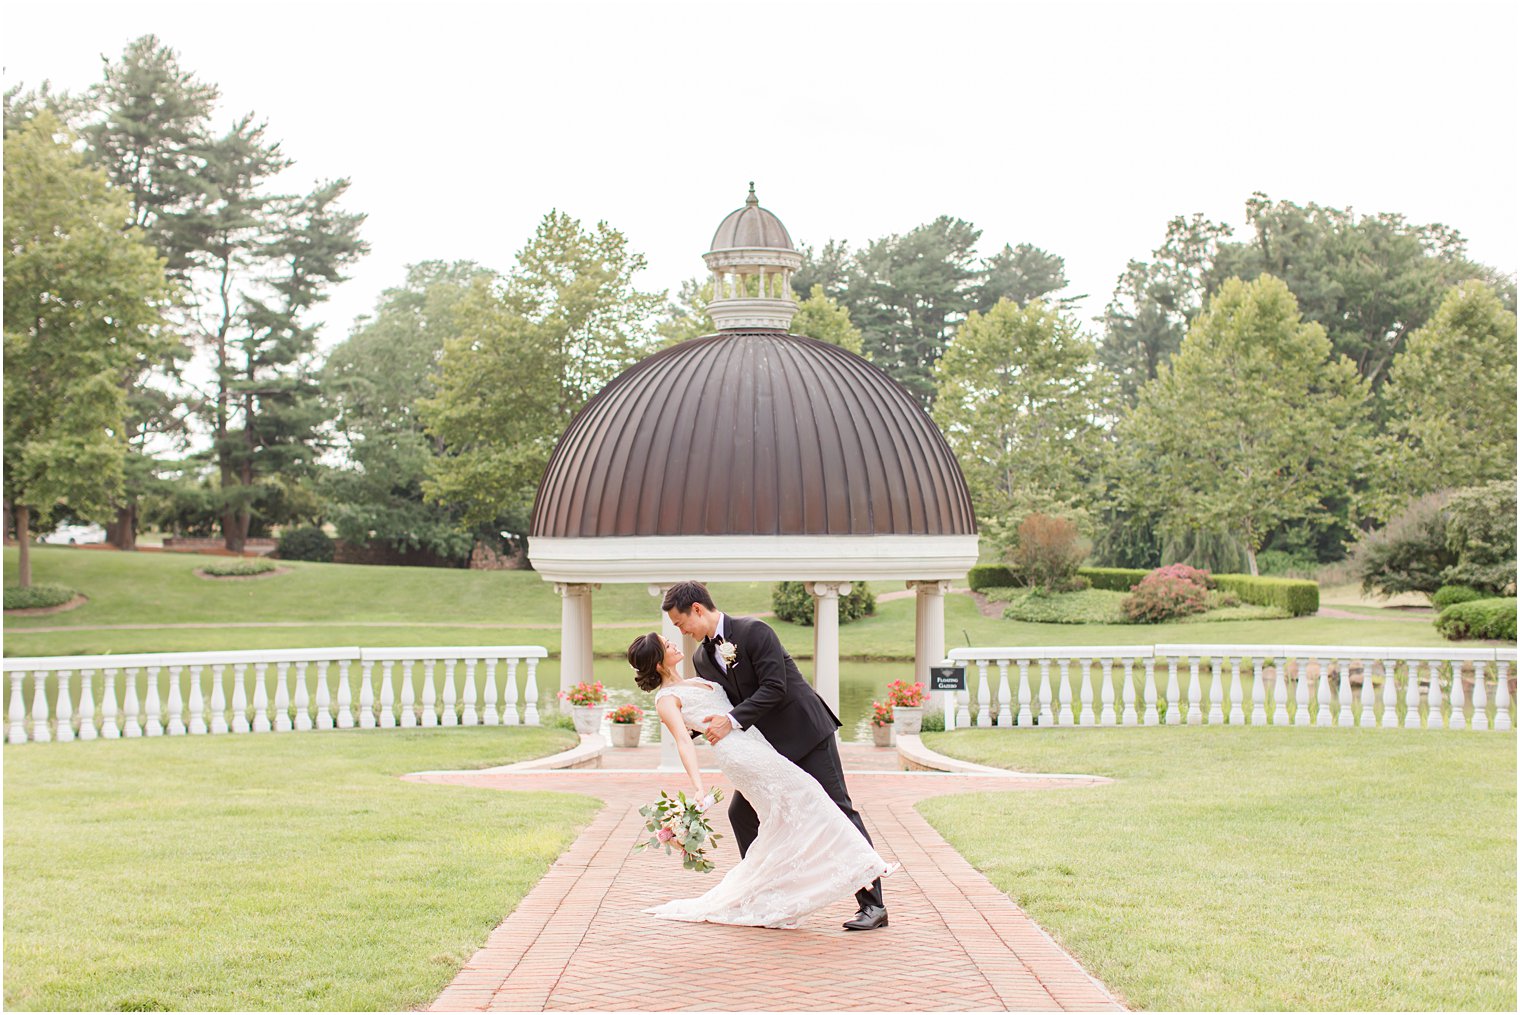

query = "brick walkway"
[[408, 744, 1125, 1012]]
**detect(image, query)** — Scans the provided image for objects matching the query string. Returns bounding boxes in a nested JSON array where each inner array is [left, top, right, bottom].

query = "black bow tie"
[[708, 633, 725, 647]]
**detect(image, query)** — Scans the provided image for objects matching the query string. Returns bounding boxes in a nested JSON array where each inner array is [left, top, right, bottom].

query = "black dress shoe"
[[842, 905, 888, 931]]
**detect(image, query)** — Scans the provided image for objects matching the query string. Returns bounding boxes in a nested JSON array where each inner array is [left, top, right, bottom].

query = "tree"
[[791, 239, 853, 301], [3, 114, 172, 584], [976, 243, 1076, 311], [1117, 275, 1371, 575], [422, 212, 662, 528], [932, 299, 1107, 546], [789, 291, 863, 353], [656, 277, 714, 347], [1372, 281, 1517, 517], [321, 261, 494, 556]]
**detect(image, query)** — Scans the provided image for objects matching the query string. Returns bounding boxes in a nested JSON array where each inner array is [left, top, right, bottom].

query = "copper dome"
[[709, 185, 795, 251], [531, 331, 976, 538]]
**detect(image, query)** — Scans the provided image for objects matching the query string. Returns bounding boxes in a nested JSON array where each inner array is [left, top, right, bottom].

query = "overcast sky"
[[5, 0, 1516, 350]]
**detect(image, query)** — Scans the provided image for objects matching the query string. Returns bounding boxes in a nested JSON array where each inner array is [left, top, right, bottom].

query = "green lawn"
[[919, 728, 1517, 1011], [2, 727, 592, 1011]]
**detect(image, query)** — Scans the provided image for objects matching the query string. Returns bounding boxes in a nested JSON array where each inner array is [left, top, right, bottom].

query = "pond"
[[531, 657, 920, 743]]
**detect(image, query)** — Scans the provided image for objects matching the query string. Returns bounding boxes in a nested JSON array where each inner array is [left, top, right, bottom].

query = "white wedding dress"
[[644, 679, 895, 929]]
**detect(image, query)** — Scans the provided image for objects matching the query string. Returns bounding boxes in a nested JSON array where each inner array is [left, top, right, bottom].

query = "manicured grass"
[[2, 727, 592, 1011], [919, 727, 1516, 1011]]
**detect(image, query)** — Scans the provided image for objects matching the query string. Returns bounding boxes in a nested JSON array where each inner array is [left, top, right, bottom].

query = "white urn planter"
[[871, 723, 895, 748], [571, 705, 605, 735], [893, 706, 923, 735], [609, 723, 642, 748]]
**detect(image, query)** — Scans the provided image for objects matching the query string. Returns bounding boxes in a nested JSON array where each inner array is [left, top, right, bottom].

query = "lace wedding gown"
[[644, 679, 895, 929]]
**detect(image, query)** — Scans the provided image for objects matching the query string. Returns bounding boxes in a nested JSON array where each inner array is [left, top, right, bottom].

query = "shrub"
[[1080, 566, 1148, 591], [1255, 549, 1320, 577], [1122, 572, 1209, 623], [276, 526, 334, 563], [4, 584, 78, 610], [1012, 513, 1088, 592], [1005, 588, 1129, 624], [1432, 585, 1484, 610], [770, 581, 875, 626], [542, 711, 576, 731], [1350, 491, 1456, 598], [1434, 598, 1518, 641], [1212, 575, 1319, 616], [200, 557, 277, 577], [1149, 563, 1213, 589], [1442, 481, 1518, 596], [967, 564, 1018, 590], [918, 708, 946, 733]]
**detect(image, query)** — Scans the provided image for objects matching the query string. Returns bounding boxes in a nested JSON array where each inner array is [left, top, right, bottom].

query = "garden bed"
[[984, 587, 1289, 625]]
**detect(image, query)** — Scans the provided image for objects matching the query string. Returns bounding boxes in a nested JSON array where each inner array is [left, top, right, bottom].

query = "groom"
[[663, 580, 888, 931]]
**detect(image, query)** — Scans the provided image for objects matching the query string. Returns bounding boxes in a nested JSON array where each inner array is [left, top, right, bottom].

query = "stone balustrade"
[[3, 646, 547, 744], [944, 645, 1516, 732]]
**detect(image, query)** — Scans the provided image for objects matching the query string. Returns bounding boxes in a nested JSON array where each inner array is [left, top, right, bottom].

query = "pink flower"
[[657, 827, 674, 842]]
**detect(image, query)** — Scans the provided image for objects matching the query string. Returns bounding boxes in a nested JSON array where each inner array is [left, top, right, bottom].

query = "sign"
[[929, 666, 965, 692]]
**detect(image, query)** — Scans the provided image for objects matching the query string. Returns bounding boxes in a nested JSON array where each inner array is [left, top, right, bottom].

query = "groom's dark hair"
[[662, 580, 715, 614]]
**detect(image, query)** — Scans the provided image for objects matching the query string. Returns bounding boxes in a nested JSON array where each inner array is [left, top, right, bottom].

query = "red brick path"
[[409, 745, 1125, 1012]]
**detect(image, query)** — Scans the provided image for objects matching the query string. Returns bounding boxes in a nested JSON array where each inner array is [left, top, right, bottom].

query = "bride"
[[626, 632, 896, 930]]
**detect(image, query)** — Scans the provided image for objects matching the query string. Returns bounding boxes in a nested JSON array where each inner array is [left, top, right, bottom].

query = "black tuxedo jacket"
[[692, 614, 841, 762]]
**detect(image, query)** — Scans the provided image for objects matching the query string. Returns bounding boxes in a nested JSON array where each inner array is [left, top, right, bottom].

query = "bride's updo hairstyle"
[[627, 632, 666, 692]]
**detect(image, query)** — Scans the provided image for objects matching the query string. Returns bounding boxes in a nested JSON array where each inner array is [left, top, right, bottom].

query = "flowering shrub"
[[1141, 563, 1214, 590], [1122, 572, 1208, 623], [608, 703, 644, 724], [886, 679, 925, 708], [558, 680, 608, 706], [870, 700, 894, 726]]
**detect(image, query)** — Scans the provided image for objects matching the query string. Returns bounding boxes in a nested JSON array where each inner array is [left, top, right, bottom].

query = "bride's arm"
[[656, 694, 706, 797]]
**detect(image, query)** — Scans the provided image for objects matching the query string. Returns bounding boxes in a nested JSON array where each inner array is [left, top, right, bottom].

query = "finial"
[[746, 181, 758, 207]]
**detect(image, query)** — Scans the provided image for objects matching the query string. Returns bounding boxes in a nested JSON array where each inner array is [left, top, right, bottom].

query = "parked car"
[[40, 523, 107, 545]]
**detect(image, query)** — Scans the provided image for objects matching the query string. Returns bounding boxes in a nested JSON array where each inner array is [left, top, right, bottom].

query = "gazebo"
[[528, 185, 977, 761]]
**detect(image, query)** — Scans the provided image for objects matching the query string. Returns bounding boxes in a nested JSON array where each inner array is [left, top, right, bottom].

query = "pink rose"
[[657, 827, 674, 842]]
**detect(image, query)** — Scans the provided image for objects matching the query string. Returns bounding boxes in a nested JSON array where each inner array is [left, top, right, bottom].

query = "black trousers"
[[727, 733, 885, 912]]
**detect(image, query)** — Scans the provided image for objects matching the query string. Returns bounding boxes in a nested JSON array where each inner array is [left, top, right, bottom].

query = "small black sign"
[[929, 666, 966, 691]]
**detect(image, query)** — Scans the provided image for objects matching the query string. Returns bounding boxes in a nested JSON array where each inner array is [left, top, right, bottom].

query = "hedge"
[[969, 565, 1319, 616], [200, 557, 278, 577], [967, 564, 1018, 590], [4, 584, 78, 610], [1434, 598, 1517, 642], [1432, 585, 1484, 610], [1081, 567, 1149, 592]]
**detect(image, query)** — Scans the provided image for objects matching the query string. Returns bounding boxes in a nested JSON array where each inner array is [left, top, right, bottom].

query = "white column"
[[806, 581, 851, 718], [650, 585, 684, 773], [911, 580, 950, 714], [555, 583, 598, 694]]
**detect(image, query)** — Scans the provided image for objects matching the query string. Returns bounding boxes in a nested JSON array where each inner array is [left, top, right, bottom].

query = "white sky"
[[4, 0, 1516, 351]]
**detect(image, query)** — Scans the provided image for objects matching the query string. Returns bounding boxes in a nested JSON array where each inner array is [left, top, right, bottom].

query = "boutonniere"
[[717, 641, 738, 667]]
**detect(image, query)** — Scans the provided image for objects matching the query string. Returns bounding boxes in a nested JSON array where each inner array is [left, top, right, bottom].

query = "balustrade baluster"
[[1471, 662, 1489, 731], [996, 660, 1012, 728], [1293, 659, 1311, 726], [503, 658, 520, 726], [275, 662, 294, 732], [1186, 658, 1203, 725], [54, 671, 74, 742], [441, 660, 458, 726], [293, 662, 312, 731], [1495, 661, 1511, 732], [314, 662, 334, 730], [188, 665, 207, 735], [1336, 658, 1354, 727], [1273, 658, 1290, 726], [8, 670, 27, 743], [123, 668, 143, 737], [1017, 660, 1032, 727], [333, 661, 350, 730], [28, 670, 53, 742], [232, 664, 251, 733], [143, 666, 164, 736], [420, 660, 438, 727], [1056, 660, 1074, 726], [975, 661, 991, 727], [462, 659, 479, 725], [79, 669, 98, 741], [165, 666, 185, 735], [1037, 659, 1053, 726], [523, 658, 540, 726], [359, 661, 376, 729], [1314, 658, 1334, 727], [1229, 657, 1245, 726], [1427, 662, 1444, 730], [380, 661, 397, 728], [1448, 661, 1467, 730], [1359, 659, 1378, 728], [1121, 659, 1138, 726], [1143, 659, 1159, 726], [482, 658, 499, 726], [252, 663, 272, 732], [1399, 661, 1419, 729], [1099, 659, 1116, 726], [1166, 657, 1181, 725], [400, 661, 417, 728], [210, 665, 228, 734], [1250, 658, 1266, 726], [101, 669, 120, 739], [1207, 657, 1225, 724]]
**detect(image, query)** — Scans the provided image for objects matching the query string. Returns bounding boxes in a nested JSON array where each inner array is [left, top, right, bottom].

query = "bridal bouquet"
[[635, 788, 724, 873]]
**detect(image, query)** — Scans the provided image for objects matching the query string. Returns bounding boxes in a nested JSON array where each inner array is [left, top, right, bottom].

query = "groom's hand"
[[702, 715, 734, 743]]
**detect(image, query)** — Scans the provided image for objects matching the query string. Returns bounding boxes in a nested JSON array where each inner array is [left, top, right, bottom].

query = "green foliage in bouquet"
[[635, 788, 725, 873]]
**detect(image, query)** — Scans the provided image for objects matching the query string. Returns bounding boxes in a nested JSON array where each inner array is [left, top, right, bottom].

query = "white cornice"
[[527, 534, 980, 584]]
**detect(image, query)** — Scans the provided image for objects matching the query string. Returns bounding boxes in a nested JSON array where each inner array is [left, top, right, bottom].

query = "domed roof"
[[531, 331, 976, 539], [709, 183, 795, 251]]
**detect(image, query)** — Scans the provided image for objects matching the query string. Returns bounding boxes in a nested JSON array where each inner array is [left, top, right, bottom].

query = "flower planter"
[[871, 723, 895, 748], [609, 723, 642, 748], [893, 706, 923, 735], [571, 705, 605, 735]]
